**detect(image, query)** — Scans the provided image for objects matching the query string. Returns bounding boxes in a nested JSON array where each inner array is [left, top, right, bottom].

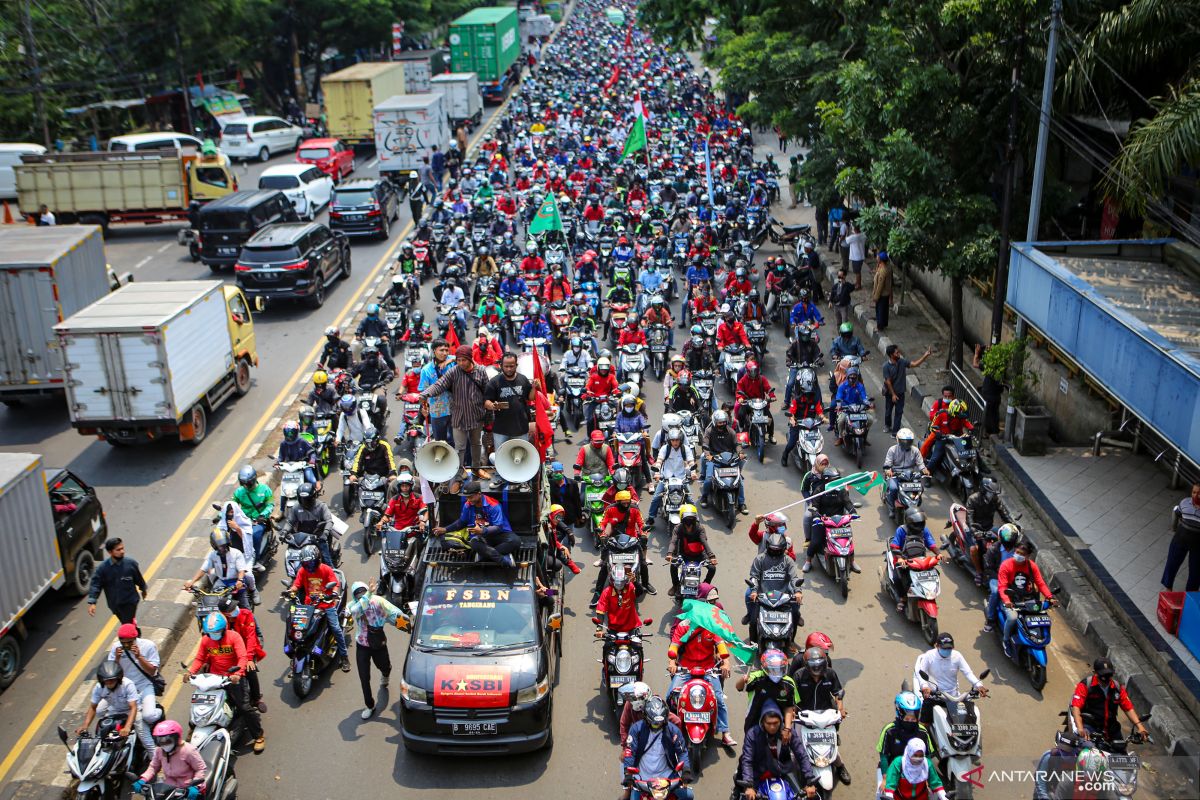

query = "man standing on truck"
[[88, 537, 147, 624]]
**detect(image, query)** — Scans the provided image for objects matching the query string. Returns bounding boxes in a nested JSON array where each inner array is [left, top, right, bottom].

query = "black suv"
[[195, 190, 297, 271], [234, 222, 351, 309], [329, 178, 400, 240]]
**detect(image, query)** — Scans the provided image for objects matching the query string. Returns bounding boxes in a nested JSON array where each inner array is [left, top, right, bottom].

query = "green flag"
[[528, 191, 563, 235], [677, 598, 757, 665], [825, 470, 886, 495], [620, 113, 647, 162]]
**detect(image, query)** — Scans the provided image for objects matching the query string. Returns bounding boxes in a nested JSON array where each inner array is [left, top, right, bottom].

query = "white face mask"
[[161, 741, 177, 754]]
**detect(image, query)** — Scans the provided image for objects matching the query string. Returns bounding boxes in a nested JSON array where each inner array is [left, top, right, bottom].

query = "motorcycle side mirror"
[[642, 617, 654, 626], [900, 679, 911, 692], [280, 579, 291, 588], [978, 669, 990, 681], [57, 725, 69, 744], [325, 581, 339, 591], [227, 665, 241, 675], [853, 502, 863, 509], [918, 670, 930, 681]]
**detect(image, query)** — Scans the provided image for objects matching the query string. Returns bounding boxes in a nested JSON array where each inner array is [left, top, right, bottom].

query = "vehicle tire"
[[183, 404, 207, 446], [294, 138, 302, 152], [342, 488, 354, 517], [189, 242, 200, 262], [67, 548, 97, 597], [954, 776, 974, 800], [1030, 663, 1047, 692], [756, 431, 765, 463], [341, 252, 352, 280], [688, 743, 704, 777], [234, 358, 252, 396], [208, 262, 223, 274], [379, 215, 390, 241], [0, 634, 21, 690], [292, 661, 314, 698], [855, 439, 864, 469], [724, 497, 736, 529], [306, 276, 326, 309], [921, 611, 939, 645], [839, 567, 849, 599], [258, 147, 270, 163]]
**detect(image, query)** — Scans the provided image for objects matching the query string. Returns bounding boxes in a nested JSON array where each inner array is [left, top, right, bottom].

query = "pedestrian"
[[839, 218, 851, 272], [37, 204, 56, 226], [418, 339, 456, 446], [872, 251, 894, 331], [484, 352, 535, 449], [408, 175, 428, 222], [87, 537, 148, 624], [845, 223, 867, 290], [420, 344, 490, 478], [455, 124, 469, 155], [815, 203, 828, 247], [416, 157, 436, 197], [775, 125, 788, 152], [882, 343, 933, 435], [1163, 482, 1200, 592], [430, 145, 445, 190], [828, 269, 854, 328], [788, 156, 801, 209], [346, 581, 409, 720], [827, 207, 842, 252], [446, 142, 462, 181]]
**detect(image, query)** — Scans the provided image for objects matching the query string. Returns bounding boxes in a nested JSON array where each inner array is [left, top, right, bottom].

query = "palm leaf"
[[1103, 78, 1200, 212]]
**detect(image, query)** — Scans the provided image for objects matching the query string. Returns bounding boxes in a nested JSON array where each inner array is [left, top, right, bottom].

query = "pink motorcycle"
[[814, 512, 858, 598]]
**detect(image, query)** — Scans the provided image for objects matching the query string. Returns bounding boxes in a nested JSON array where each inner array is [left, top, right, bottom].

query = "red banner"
[[432, 664, 511, 708]]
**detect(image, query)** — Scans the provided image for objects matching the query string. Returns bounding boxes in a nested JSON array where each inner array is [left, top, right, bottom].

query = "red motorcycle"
[[668, 666, 719, 776], [411, 239, 435, 282], [614, 430, 649, 488], [608, 301, 631, 344], [546, 300, 571, 344]]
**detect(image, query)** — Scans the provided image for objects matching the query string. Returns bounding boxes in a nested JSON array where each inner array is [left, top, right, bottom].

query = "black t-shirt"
[[792, 665, 844, 711], [485, 373, 533, 436]]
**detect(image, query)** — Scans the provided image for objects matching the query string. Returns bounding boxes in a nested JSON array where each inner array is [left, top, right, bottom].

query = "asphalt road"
[[0, 108, 505, 766], [151, 273, 1180, 800]]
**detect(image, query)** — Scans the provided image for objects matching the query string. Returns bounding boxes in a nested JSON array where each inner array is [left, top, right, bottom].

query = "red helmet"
[[805, 631, 835, 652], [746, 360, 759, 375]]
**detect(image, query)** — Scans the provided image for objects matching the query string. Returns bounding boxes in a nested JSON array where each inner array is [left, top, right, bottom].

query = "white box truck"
[[374, 94, 451, 185], [429, 72, 483, 129], [0, 452, 108, 689], [0, 225, 113, 402], [54, 280, 258, 446], [393, 50, 442, 94]]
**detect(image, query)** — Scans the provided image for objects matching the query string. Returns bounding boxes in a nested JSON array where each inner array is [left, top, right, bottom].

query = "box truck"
[[374, 94, 452, 184], [0, 226, 113, 402], [323, 62, 408, 146], [448, 7, 521, 103], [55, 280, 258, 446], [0, 452, 108, 689], [392, 49, 444, 94], [14, 149, 236, 230], [429, 73, 483, 129]]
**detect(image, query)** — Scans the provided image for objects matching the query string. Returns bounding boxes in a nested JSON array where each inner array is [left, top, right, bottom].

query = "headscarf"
[[902, 737, 929, 785]]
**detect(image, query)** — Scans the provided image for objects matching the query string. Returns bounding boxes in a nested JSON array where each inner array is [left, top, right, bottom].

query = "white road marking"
[[222, 473, 237, 486], [264, 416, 280, 432], [156, 243, 171, 253], [248, 441, 263, 455], [354, 301, 365, 312], [341, 318, 352, 328], [283, 393, 298, 406], [134, 256, 152, 269], [367, 157, 379, 168]]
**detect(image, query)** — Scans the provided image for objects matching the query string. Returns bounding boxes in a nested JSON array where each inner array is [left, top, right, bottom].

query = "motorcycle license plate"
[[452, 722, 498, 736], [901, 482, 922, 492], [610, 553, 637, 565], [360, 491, 384, 503], [806, 730, 836, 745], [761, 610, 791, 624], [609, 674, 636, 687], [716, 468, 741, 478], [751, 412, 768, 423], [1025, 615, 1051, 626], [848, 414, 869, 424], [683, 712, 711, 724], [218, 246, 237, 255], [1107, 755, 1138, 769], [191, 693, 218, 704], [951, 724, 976, 735], [830, 527, 852, 537]]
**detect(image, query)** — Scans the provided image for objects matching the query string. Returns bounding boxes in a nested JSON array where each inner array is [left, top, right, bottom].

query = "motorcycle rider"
[[286, 544, 350, 672], [666, 371, 703, 415], [472, 326, 504, 367], [700, 410, 747, 513], [379, 471, 427, 533], [735, 648, 799, 734], [801, 467, 859, 575], [216, 596, 267, 714], [741, 288, 768, 325], [925, 399, 974, 472], [686, 281, 717, 327], [542, 268, 572, 304], [735, 701, 819, 799], [281, 482, 336, 568], [667, 505, 716, 596], [306, 370, 338, 416], [913, 632, 988, 724], [735, 359, 776, 443], [883, 428, 929, 508], [667, 613, 737, 748], [785, 326, 824, 408], [350, 341, 392, 425], [187, 612, 266, 751], [716, 304, 751, 353], [183, 528, 258, 608], [1070, 656, 1150, 744], [349, 426, 397, 496], [880, 738, 947, 800], [724, 265, 752, 299], [615, 392, 651, 467], [106, 623, 162, 753], [592, 489, 653, 603], [648, 428, 697, 527], [829, 322, 867, 361], [780, 375, 825, 469], [562, 335, 593, 373], [982, 523, 1022, 632], [593, 564, 643, 637], [642, 293, 674, 345], [603, 467, 642, 506], [877, 693, 935, 794], [622, 696, 694, 798], [788, 288, 824, 330], [962, 478, 1012, 587], [582, 357, 619, 432], [520, 240, 545, 275], [232, 465, 274, 569], [792, 646, 852, 786], [334, 394, 370, 453], [354, 305, 395, 367], [520, 300, 553, 354], [996, 540, 1058, 657], [318, 327, 351, 371], [133, 720, 207, 796], [748, 531, 805, 642], [498, 265, 529, 299], [682, 325, 716, 373], [890, 509, 944, 613], [831, 367, 873, 447], [575, 429, 617, 486]]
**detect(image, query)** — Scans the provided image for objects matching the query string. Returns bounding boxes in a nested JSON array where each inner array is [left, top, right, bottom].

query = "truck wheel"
[[0, 634, 20, 690], [258, 147, 270, 163], [183, 404, 208, 446], [234, 359, 252, 396], [67, 548, 97, 597]]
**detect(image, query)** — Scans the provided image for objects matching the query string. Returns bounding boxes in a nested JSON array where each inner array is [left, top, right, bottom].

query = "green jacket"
[[883, 754, 944, 797], [233, 483, 274, 520], [476, 298, 507, 318]]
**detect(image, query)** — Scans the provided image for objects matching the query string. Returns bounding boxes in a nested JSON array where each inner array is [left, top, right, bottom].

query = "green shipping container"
[[448, 7, 520, 82]]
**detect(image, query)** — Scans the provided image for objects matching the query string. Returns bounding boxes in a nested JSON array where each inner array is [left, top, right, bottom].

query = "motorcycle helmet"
[[339, 394, 356, 413], [392, 275, 406, 289], [621, 394, 637, 413], [805, 630, 833, 653], [299, 404, 315, 431], [202, 612, 227, 641], [797, 370, 815, 393], [366, 304, 380, 318], [627, 681, 651, 711], [411, 310, 425, 326], [596, 357, 612, 373], [948, 399, 968, 418], [570, 336, 583, 351], [680, 504, 699, 524], [548, 503, 565, 521], [152, 720, 184, 752], [745, 359, 759, 377], [761, 648, 787, 683], [980, 477, 1001, 500], [719, 303, 732, 318], [364, 426, 380, 448], [209, 528, 230, 552], [895, 691, 922, 717], [610, 564, 630, 591], [748, 289, 759, 303], [765, 532, 787, 556], [526, 241, 538, 253], [677, 370, 691, 386], [997, 523, 1021, 547], [896, 428, 915, 449], [1076, 748, 1109, 777], [313, 370, 328, 387], [613, 468, 632, 490], [96, 660, 124, 686], [396, 472, 415, 493], [845, 366, 861, 382], [324, 326, 339, 340], [712, 410, 729, 428], [297, 482, 316, 510], [839, 322, 853, 335], [237, 465, 257, 487], [644, 696, 668, 729], [797, 288, 810, 302], [282, 420, 300, 442], [626, 311, 638, 326], [764, 512, 788, 531], [804, 646, 828, 675], [667, 427, 684, 444], [904, 508, 927, 535], [299, 544, 320, 572]]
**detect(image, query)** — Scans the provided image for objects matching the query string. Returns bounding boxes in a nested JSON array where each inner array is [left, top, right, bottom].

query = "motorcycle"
[[591, 394, 619, 439], [282, 528, 342, 579], [394, 392, 427, 462], [936, 434, 983, 499], [696, 311, 718, 343], [356, 473, 389, 555], [668, 666, 720, 776], [692, 370, 716, 427], [608, 301, 631, 343], [282, 574, 348, 699], [378, 525, 423, 610], [813, 513, 858, 599], [381, 307, 406, 359], [1062, 710, 1153, 799], [57, 716, 138, 800], [920, 668, 990, 800], [720, 343, 748, 395], [505, 297, 527, 344], [580, 472, 613, 544], [602, 532, 643, 592], [838, 401, 873, 469], [653, 473, 690, 526], [338, 441, 358, 516], [941, 503, 1000, 588], [618, 342, 647, 392], [647, 324, 671, 380], [888, 468, 928, 525], [881, 549, 943, 644], [745, 319, 768, 362], [749, 585, 799, 652], [792, 416, 825, 475], [598, 622, 652, 715], [667, 556, 711, 603], [546, 301, 571, 346], [672, 233, 689, 271], [676, 410, 702, 456], [797, 707, 843, 798], [305, 413, 337, 479], [614, 430, 649, 488], [275, 460, 309, 518], [182, 668, 245, 748], [412, 238, 436, 281], [189, 584, 234, 633], [707, 449, 744, 529], [560, 366, 588, 431], [745, 396, 774, 463], [995, 599, 1054, 691]]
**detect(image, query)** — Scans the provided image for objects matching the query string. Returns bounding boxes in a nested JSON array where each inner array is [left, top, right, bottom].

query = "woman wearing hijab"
[[881, 738, 947, 800]]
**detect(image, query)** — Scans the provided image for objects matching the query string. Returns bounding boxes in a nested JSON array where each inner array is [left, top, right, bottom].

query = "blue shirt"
[[834, 380, 867, 406], [892, 526, 937, 550], [419, 359, 453, 418], [686, 265, 710, 286], [616, 412, 648, 434], [446, 495, 512, 533], [520, 317, 551, 340], [790, 302, 824, 325], [499, 278, 527, 296], [638, 270, 664, 291], [277, 438, 315, 464]]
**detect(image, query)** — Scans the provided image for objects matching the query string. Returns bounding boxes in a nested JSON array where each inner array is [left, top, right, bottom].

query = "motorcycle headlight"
[[687, 684, 707, 709], [516, 677, 549, 705], [613, 649, 634, 674], [400, 679, 428, 706]]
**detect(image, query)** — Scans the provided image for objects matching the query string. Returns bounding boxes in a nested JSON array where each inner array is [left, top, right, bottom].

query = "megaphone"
[[494, 439, 541, 484], [415, 440, 459, 483]]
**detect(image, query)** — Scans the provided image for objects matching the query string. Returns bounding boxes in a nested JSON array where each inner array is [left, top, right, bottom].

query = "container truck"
[[54, 280, 258, 446], [429, 73, 483, 130], [0, 452, 108, 689], [323, 62, 408, 147], [14, 149, 237, 230], [0, 226, 113, 403], [448, 7, 521, 104], [392, 49, 445, 94], [374, 94, 452, 184]]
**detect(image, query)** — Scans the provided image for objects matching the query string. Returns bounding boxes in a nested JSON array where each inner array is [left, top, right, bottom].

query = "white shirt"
[[40, 211, 56, 226], [217, 501, 255, 561], [913, 648, 982, 696], [90, 675, 140, 712], [202, 548, 249, 583], [335, 407, 370, 445], [655, 442, 694, 479], [440, 285, 465, 307], [561, 349, 592, 372], [846, 232, 867, 261], [107, 638, 161, 695]]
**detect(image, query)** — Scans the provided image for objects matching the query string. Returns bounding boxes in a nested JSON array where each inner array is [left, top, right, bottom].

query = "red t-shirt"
[[190, 629, 247, 676], [597, 584, 641, 632], [601, 505, 644, 538], [290, 563, 341, 609], [384, 493, 426, 529], [668, 620, 728, 670]]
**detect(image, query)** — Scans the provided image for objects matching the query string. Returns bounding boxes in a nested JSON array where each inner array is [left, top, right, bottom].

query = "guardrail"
[[948, 362, 987, 432]]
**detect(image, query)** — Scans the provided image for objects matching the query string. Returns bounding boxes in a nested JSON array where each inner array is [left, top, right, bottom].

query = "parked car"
[[0, 143, 47, 200], [195, 189, 298, 270], [258, 164, 334, 221], [328, 178, 399, 240], [219, 116, 305, 162], [234, 222, 350, 310], [107, 131, 207, 152], [297, 138, 355, 181]]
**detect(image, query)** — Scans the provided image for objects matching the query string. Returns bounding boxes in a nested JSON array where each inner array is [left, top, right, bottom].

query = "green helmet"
[[839, 322, 853, 335], [998, 523, 1021, 546]]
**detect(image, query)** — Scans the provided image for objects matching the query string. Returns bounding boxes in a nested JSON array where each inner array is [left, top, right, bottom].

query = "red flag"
[[624, 27, 632, 50], [531, 351, 554, 459], [195, 71, 205, 90], [445, 323, 460, 351]]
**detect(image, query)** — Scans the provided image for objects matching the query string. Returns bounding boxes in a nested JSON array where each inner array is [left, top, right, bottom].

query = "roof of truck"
[[0, 452, 41, 495], [324, 62, 403, 82], [54, 280, 224, 331], [0, 225, 99, 269], [452, 7, 517, 25]]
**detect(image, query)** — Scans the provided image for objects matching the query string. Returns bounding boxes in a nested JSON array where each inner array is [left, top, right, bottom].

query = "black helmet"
[[613, 468, 631, 490], [644, 696, 668, 729], [96, 660, 123, 685], [766, 532, 787, 556], [981, 477, 1000, 499], [364, 426, 380, 448], [297, 482, 316, 509], [300, 544, 320, 571], [209, 529, 230, 551], [904, 508, 926, 534], [804, 646, 827, 675], [411, 310, 425, 326]]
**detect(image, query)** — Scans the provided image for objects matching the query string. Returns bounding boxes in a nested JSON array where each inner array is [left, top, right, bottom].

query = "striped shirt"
[[421, 363, 489, 429]]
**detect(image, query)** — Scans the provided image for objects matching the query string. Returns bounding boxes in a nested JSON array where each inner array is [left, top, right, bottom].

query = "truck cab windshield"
[[414, 583, 537, 651]]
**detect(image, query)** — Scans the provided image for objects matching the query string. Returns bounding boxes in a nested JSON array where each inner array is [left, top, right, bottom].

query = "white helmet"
[[661, 412, 681, 431], [896, 428, 915, 446]]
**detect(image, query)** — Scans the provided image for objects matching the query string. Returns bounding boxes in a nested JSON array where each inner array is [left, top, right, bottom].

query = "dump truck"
[[323, 62, 408, 147], [430, 73, 483, 130], [0, 225, 113, 402], [55, 280, 258, 446], [14, 148, 237, 230], [448, 7, 521, 104], [375, 94, 452, 184], [0, 452, 108, 689]]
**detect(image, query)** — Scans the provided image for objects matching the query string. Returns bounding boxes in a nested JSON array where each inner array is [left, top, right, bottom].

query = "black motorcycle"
[[281, 576, 348, 699], [356, 473, 389, 555], [707, 450, 744, 529]]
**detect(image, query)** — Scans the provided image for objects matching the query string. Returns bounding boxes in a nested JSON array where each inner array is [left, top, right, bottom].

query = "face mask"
[[1013, 553, 1027, 563], [938, 647, 952, 658], [161, 741, 177, 754], [209, 631, 224, 642]]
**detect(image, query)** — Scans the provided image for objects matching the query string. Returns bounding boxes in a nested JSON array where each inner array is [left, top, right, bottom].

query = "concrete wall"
[[905, 266, 1113, 444]]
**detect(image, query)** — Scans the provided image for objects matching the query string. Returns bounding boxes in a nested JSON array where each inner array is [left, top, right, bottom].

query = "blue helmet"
[[366, 304, 380, 318], [203, 612, 227, 640], [237, 465, 256, 487], [895, 691, 922, 716], [339, 394, 356, 412]]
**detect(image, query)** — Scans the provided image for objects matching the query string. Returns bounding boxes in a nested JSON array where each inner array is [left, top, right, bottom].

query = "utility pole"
[[990, 29, 1026, 347], [19, 0, 51, 148], [1026, 0, 1062, 243], [173, 29, 194, 134]]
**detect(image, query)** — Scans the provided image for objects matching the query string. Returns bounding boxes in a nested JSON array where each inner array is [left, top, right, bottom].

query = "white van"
[[107, 132, 206, 153], [0, 143, 47, 201]]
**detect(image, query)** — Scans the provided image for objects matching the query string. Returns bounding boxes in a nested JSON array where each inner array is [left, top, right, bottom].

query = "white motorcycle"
[[275, 460, 309, 517], [920, 668, 989, 800], [797, 707, 842, 798]]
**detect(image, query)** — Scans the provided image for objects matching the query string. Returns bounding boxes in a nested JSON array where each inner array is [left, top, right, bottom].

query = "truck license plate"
[[452, 722, 498, 736]]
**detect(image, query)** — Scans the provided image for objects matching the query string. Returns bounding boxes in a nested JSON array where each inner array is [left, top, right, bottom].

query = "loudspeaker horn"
[[494, 438, 541, 484], [415, 440, 459, 483]]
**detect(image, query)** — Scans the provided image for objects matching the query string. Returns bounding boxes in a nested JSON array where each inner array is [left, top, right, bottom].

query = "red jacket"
[[189, 629, 248, 677], [575, 443, 616, 474], [584, 371, 619, 398], [520, 256, 545, 274], [583, 204, 605, 222], [642, 306, 672, 327], [542, 277, 572, 303], [736, 374, 773, 400], [384, 492, 426, 529], [596, 583, 641, 632], [230, 610, 265, 661], [724, 275, 752, 295], [473, 338, 503, 366], [496, 195, 517, 216], [601, 505, 644, 538], [931, 410, 974, 436], [602, 485, 640, 505], [716, 321, 750, 348], [667, 620, 729, 670], [619, 328, 647, 346], [691, 295, 718, 314], [748, 520, 796, 560]]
